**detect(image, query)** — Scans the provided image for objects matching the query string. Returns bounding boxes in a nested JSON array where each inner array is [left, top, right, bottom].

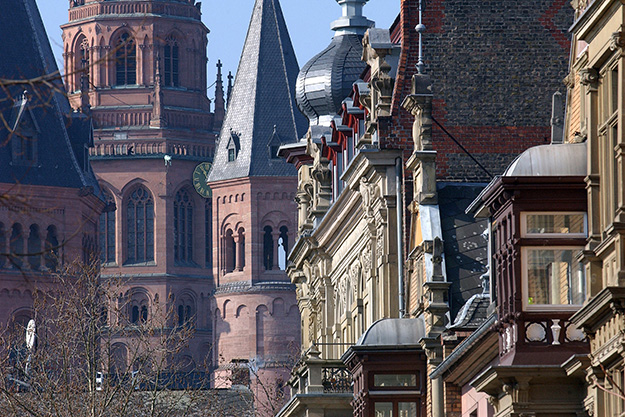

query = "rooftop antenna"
[[416, 0, 426, 74]]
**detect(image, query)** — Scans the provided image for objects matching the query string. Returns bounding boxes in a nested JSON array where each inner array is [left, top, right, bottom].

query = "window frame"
[[520, 211, 587, 238], [520, 211, 587, 312], [521, 246, 586, 311]]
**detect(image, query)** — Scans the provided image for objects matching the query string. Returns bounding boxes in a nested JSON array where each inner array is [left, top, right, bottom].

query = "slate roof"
[[207, 0, 307, 182], [0, 0, 101, 194], [448, 293, 490, 330], [437, 182, 489, 321], [295, 34, 367, 125]]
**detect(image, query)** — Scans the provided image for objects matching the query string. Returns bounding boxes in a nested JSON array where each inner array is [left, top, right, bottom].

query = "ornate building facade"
[[279, 0, 574, 416], [568, 0, 625, 415], [61, 0, 222, 375]]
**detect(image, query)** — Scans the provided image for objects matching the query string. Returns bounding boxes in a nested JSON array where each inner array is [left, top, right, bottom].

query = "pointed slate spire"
[[226, 71, 233, 109], [214, 60, 225, 126], [207, 0, 307, 182]]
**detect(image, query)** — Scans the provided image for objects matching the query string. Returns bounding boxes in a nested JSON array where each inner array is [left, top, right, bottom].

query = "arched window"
[[115, 32, 136, 86], [238, 228, 245, 270], [263, 226, 273, 270], [126, 186, 154, 264], [163, 36, 179, 87], [44, 225, 59, 270], [174, 189, 193, 264], [27, 224, 41, 270], [225, 229, 235, 273], [131, 305, 139, 323], [10, 223, 24, 268], [278, 226, 288, 270], [128, 290, 149, 324], [75, 35, 90, 91], [177, 295, 195, 327], [99, 189, 116, 264]]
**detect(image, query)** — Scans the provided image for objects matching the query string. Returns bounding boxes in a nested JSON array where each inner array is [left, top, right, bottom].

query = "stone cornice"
[[569, 286, 625, 332]]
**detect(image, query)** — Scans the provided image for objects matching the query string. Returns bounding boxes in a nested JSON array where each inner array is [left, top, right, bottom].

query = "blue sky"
[[35, 0, 398, 100]]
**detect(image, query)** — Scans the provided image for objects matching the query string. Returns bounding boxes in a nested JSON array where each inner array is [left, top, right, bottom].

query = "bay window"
[[521, 212, 587, 310]]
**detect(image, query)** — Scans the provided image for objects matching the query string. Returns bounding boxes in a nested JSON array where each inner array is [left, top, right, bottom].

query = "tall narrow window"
[[205, 199, 212, 268], [174, 189, 193, 264], [9, 223, 23, 268], [278, 226, 288, 270], [115, 32, 136, 86], [598, 63, 619, 232], [225, 230, 235, 273], [126, 186, 154, 264], [45, 225, 59, 270], [163, 36, 179, 87], [75, 35, 90, 91], [27, 224, 41, 270], [99, 190, 116, 264], [263, 226, 273, 270], [238, 228, 245, 270]]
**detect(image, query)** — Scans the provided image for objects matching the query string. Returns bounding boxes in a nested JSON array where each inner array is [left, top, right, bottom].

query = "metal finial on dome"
[[331, 0, 374, 36]]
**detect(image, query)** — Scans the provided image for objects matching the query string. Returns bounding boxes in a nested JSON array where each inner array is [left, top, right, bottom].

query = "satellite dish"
[[25, 319, 37, 350]]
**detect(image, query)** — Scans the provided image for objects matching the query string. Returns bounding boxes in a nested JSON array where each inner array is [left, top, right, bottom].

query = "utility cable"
[[431, 115, 494, 180]]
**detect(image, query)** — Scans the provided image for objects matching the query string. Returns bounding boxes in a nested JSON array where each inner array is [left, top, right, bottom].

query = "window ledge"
[[122, 261, 157, 267]]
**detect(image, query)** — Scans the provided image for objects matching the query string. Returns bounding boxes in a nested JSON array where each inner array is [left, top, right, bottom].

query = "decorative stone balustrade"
[[69, 1, 201, 22], [91, 140, 212, 159]]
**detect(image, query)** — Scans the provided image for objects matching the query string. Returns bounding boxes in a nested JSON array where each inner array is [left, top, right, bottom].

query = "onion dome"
[[295, 0, 373, 126]]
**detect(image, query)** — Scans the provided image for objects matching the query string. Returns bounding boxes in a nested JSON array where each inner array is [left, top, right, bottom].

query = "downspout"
[[396, 157, 405, 318], [432, 377, 444, 417]]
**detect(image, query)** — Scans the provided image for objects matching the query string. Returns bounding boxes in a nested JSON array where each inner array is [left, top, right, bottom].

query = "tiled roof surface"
[[207, 0, 307, 182], [0, 0, 101, 194], [437, 182, 489, 320]]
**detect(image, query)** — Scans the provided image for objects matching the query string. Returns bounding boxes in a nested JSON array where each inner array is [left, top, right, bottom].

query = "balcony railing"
[[287, 348, 353, 395]]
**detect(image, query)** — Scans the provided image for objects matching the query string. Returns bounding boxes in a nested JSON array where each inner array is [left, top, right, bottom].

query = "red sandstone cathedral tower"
[[62, 0, 222, 373], [206, 0, 305, 413]]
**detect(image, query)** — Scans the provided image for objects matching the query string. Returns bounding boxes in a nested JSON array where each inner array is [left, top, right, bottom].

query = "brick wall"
[[382, 0, 573, 182]]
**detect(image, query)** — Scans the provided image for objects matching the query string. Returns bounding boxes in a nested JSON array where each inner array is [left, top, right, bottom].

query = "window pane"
[[526, 248, 585, 306], [525, 214, 585, 235], [398, 403, 418, 417], [374, 374, 417, 387], [374, 402, 393, 417]]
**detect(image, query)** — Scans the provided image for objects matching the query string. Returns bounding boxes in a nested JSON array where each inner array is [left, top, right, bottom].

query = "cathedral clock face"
[[192, 162, 212, 198]]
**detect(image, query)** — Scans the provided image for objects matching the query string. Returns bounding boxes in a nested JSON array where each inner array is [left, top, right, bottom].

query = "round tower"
[[61, 0, 223, 377]]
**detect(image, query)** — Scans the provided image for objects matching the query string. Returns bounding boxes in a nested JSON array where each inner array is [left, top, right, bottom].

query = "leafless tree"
[[0, 258, 253, 416]]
